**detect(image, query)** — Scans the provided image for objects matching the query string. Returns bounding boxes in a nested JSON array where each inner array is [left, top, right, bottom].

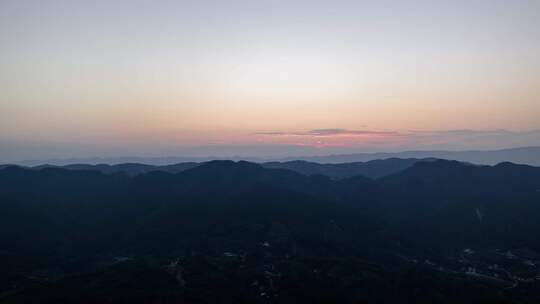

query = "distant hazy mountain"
[[7, 146, 540, 167], [278, 146, 540, 166], [12, 156, 264, 167]]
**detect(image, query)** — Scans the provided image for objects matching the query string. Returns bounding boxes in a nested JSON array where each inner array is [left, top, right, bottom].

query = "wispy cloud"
[[256, 131, 290, 136], [410, 129, 516, 136], [256, 129, 399, 137], [254, 128, 540, 151]]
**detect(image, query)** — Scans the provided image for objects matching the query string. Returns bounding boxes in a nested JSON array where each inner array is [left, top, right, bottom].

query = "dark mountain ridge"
[[1, 160, 540, 303], [2, 157, 435, 179]]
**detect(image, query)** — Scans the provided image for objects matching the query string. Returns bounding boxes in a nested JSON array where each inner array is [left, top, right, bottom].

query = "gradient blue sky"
[[1, 0, 539, 161]]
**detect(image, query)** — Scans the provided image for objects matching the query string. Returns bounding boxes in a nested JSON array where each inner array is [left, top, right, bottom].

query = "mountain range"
[[8, 146, 540, 167], [1, 159, 540, 303], [9, 157, 430, 179]]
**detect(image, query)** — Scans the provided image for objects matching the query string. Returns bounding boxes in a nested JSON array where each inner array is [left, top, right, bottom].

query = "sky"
[[1, 0, 539, 161]]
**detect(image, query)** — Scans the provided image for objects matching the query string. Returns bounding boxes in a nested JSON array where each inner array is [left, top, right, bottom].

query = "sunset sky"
[[1, 0, 539, 161]]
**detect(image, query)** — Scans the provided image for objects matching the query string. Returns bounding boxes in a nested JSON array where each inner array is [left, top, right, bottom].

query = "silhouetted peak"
[[282, 160, 315, 165], [200, 160, 261, 169], [416, 159, 465, 167], [494, 161, 530, 169], [181, 160, 264, 178], [0, 164, 26, 173]]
